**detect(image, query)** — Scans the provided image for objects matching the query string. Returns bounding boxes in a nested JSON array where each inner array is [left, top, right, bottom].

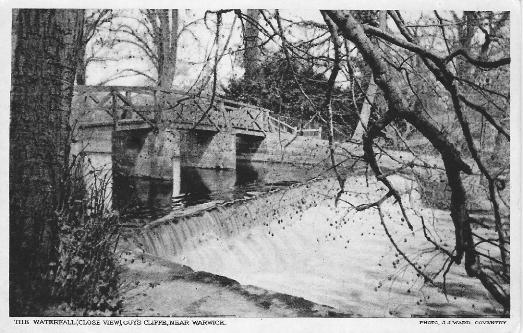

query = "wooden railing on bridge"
[[72, 85, 322, 138]]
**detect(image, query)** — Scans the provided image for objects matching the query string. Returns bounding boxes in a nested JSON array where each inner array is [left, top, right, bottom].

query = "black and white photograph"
[[4, 2, 521, 331]]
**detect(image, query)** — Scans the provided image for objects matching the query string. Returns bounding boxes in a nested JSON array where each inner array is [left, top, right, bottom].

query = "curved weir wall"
[[135, 176, 503, 317], [137, 177, 340, 258]]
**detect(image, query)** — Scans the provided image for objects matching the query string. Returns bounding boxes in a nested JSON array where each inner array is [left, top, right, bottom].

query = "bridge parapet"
[[72, 85, 321, 138]]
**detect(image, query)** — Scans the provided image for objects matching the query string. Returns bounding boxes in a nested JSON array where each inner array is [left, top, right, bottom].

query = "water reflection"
[[108, 157, 324, 220], [113, 175, 174, 219]]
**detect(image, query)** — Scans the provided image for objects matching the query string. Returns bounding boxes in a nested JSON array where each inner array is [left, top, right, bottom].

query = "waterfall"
[[133, 175, 502, 317], [137, 177, 340, 258]]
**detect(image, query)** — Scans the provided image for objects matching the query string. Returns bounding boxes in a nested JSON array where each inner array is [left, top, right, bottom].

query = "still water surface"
[[87, 153, 327, 219]]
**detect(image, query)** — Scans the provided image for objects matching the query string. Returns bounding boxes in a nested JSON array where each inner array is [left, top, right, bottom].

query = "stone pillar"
[[73, 125, 113, 154], [113, 128, 180, 180], [180, 130, 236, 169], [135, 130, 180, 179], [172, 157, 182, 197]]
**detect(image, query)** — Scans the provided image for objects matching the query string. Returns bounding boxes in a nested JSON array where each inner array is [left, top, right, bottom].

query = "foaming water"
[[141, 176, 503, 317]]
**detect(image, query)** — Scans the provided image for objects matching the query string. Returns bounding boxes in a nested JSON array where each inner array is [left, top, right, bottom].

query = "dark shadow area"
[[236, 134, 264, 157], [113, 174, 174, 220], [112, 128, 151, 178]]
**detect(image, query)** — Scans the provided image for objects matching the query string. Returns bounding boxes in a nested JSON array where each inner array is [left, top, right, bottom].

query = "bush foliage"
[[44, 165, 122, 315]]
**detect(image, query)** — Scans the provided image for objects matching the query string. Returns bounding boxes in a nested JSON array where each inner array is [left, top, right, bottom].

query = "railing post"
[[125, 90, 132, 119], [111, 90, 118, 131], [218, 100, 230, 130]]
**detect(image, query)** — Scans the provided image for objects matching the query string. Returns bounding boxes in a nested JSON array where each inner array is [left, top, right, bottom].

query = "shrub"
[[44, 162, 122, 315]]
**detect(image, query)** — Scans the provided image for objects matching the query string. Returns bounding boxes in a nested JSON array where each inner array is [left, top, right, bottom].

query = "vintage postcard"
[[2, 0, 521, 332]]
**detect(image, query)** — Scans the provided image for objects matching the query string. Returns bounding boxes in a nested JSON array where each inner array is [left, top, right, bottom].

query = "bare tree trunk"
[[148, 10, 179, 179], [351, 71, 377, 141], [10, 9, 84, 314], [351, 11, 386, 141], [75, 10, 114, 86], [455, 11, 477, 79], [243, 9, 262, 83], [152, 9, 179, 89]]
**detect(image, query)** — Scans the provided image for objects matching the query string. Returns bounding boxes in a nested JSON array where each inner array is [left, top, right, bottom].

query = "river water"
[[86, 153, 504, 317], [86, 153, 330, 219]]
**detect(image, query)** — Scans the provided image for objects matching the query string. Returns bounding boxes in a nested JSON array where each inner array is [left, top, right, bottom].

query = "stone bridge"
[[72, 85, 326, 179]]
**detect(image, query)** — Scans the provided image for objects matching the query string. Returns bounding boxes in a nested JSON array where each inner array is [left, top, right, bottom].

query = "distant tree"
[[10, 9, 84, 314], [110, 9, 182, 88], [76, 9, 115, 85], [145, 9, 179, 88], [241, 9, 264, 84], [223, 52, 360, 138]]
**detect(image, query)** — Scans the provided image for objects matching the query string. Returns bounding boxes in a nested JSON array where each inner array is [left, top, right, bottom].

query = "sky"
[[84, 9, 509, 94], [86, 9, 328, 91]]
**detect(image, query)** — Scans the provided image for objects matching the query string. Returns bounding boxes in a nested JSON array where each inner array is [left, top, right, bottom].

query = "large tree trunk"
[[146, 9, 179, 180], [243, 9, 262, 83], [10, 9, 84, 314], [149, 9, 179, 89]]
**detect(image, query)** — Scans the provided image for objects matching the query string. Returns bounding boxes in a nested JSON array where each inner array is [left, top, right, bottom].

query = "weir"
[[136, 177, 340, 258], [133, 175, 503, 317]]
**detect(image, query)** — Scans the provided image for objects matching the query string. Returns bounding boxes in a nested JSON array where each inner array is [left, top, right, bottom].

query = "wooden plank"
[[97, 92, 113, 108], [113, 90, 156, 128], [244, 108, 266, 134], [111, 92, 118, 130], [75, 85, 272, 112], [193, 102, 221, 131]]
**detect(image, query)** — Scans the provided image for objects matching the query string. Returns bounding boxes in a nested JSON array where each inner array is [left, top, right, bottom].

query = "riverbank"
[[118, 244, 351, 317]]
